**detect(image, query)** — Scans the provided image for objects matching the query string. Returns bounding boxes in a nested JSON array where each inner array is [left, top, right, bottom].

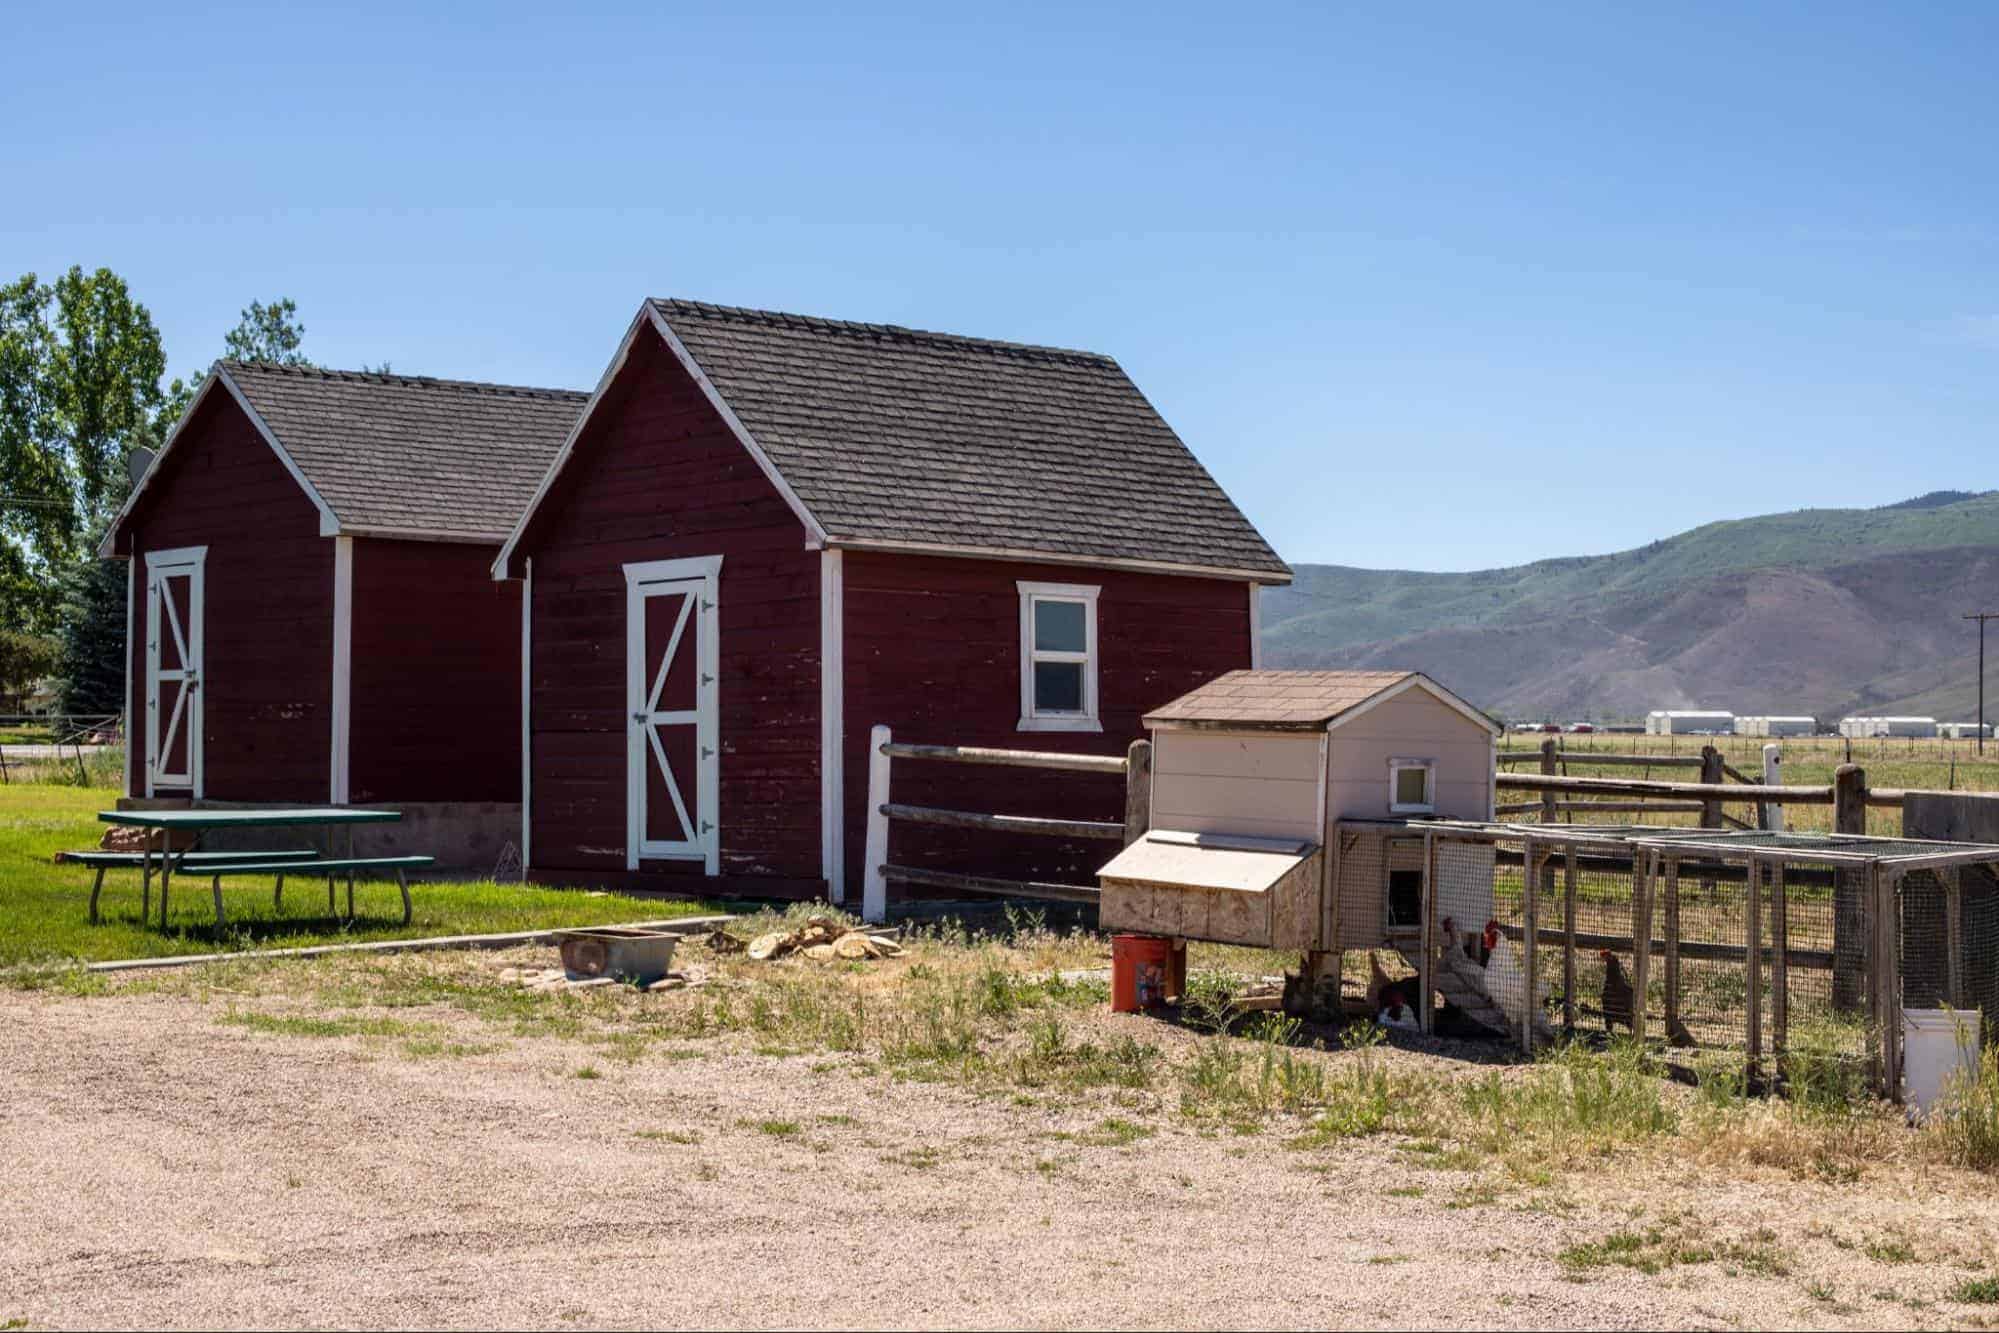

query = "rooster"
[[1481, 919, 1549, 1038], [1442, 916, 1489, 968], [1598, 949, 1635, 1034]]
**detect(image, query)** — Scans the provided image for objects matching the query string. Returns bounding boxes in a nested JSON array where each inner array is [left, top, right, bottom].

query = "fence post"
[[1832, 763, 1866, 1011], [1698, 746, 1723, 829], [1539, 739, 1558, 825], [861, 725, 891, 923], [1123, 739, 1151, 848], [1759, 744, 1784, 831]]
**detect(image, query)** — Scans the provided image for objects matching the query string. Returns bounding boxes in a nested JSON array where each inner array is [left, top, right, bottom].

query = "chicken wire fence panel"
[[1898, 864, 1999, 1040]]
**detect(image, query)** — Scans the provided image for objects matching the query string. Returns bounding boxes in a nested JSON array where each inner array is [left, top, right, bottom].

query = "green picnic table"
[[96, 807, 412, 929]]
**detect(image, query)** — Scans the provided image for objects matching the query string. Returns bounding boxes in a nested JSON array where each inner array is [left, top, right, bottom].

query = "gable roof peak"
[[218, 358, 590, 405], [648, 298, 1121, 370]]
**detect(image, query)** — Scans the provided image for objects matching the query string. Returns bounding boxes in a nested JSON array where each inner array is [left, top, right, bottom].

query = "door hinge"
[[700, 820, 713, 834], [701, 746, 714, 759]]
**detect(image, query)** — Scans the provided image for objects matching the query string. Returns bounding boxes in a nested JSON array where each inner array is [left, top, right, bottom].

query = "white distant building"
[[1941, 722, 1994, 740], [1735, 715, 1816, 738], [1645, 709, 1734, 736], [1840, 716, 1938, 738]]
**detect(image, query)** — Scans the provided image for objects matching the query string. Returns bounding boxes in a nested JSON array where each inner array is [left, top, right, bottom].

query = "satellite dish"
[[126, 447, 155, 487]]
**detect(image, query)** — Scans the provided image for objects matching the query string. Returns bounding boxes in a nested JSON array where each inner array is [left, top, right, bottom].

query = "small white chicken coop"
[[1098, 670, 1505, 1026]]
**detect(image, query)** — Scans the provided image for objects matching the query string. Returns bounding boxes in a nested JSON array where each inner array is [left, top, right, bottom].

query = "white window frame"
[[1387, 757, 1436, 815], [1016, 580, 1101, 733]]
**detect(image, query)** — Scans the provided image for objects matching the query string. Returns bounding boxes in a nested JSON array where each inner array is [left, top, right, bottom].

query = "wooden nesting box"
[[1100, 669, 1500, 954]]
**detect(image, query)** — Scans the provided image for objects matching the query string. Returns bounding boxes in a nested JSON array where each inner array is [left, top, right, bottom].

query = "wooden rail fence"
[[861, 726, 1137, 922]]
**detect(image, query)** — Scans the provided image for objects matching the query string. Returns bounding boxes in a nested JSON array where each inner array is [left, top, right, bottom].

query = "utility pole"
[[1969, 613, 1999, 755]]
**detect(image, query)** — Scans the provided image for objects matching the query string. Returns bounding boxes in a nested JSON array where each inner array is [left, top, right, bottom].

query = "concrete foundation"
[[113, 798, 522, 873]]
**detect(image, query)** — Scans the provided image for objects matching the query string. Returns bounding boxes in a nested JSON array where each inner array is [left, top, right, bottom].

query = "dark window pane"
[[1034, 661, 1084, 713], [1034, 599, 1087, 653], [1395, 766, 1430, 806], [1388, 869, 1423, 926]]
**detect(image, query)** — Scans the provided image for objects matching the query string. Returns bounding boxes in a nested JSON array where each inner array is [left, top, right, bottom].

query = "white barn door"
[[624, 556, 721, 873], [144, 546, 207, 797]]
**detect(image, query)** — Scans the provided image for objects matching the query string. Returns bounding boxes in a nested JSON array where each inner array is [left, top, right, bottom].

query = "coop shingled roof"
[[648, 299, 1291, 580]]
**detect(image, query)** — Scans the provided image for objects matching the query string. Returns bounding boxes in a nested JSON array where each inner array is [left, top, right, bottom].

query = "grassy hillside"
[[1264, 492, 1999, 722]]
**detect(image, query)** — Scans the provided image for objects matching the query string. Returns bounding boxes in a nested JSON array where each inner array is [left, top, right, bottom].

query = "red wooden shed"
[[100, 361, 584, 863], [496, 300, 1292, 902]]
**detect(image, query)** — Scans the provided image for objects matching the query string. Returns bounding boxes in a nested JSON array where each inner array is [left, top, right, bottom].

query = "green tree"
[[54, 521, 128, 717], [222, 297, 310, 366], [0, 268, 165, 631], [0, 628, 60, 712]]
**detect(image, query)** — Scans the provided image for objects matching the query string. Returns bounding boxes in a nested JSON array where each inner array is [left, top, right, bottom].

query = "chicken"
[[1377, 985, 1419, 1030], [1442, 916, 1489, 968], [1480, 919, 1549, 1036], [1666, 1014, 1697, 1049], [1365, 950, 1397, 1013], [1598, 949, 1635, 1034]]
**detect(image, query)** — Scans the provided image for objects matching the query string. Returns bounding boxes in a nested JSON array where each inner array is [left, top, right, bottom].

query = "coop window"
[[1017, 581, 1100, 732], [1388, 758, 1435, 814]]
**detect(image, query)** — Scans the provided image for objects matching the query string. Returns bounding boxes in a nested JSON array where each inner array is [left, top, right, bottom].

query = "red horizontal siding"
[[840, 551, 1254, 897], [522, 328, 821, 882], [122, 389, 333, 801], [348, 537, 521, 803]]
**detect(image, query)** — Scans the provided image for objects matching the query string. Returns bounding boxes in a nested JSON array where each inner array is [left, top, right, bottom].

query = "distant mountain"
[[1262, 492, 1999, 723]]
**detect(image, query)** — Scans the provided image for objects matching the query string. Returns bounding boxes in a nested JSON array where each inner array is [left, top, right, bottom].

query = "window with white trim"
[[1388, 757, 1435, 814], [1017, 580, 1100, 732]]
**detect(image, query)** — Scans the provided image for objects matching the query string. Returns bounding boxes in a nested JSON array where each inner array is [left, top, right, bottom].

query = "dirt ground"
[[5, 947, 1999, 1331]]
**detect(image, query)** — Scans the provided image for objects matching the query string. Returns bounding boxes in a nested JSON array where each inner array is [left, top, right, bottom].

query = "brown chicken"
[[1366, 951, 1397, 1013], [1598, 949, 1635, 1034]]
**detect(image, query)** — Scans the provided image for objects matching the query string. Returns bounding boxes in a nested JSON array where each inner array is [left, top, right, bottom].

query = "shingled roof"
[[1144, 669, 1500, 733], [110, 361, 587, 549], [641, 300, 1290, 580]]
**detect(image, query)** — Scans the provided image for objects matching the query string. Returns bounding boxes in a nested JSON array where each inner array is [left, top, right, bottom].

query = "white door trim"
[[330, 535, 354, 804], [819, 549, 845, 902], [624, 555, 723, 874], [521, 556, 533, 870], [143, 545, 208, 798]]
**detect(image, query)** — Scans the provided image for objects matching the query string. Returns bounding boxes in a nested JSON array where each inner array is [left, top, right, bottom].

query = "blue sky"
[[7, 2, 1995, 570]]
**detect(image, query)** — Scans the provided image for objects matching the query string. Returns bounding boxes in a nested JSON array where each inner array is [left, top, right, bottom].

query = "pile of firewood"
[[745, 916, 906, 963]]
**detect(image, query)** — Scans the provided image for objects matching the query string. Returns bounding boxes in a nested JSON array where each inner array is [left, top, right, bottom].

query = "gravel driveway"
[[3, 952, 1996, 1330]]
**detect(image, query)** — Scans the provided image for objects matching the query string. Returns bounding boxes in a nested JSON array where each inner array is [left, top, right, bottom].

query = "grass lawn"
[[0, 783, 717, 968]]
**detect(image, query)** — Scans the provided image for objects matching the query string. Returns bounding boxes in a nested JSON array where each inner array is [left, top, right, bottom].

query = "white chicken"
[[1480, 919, 1549, 1038]]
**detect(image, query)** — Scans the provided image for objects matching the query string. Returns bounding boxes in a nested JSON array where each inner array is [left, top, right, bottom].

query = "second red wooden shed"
[[496, 300, 1292, 902]]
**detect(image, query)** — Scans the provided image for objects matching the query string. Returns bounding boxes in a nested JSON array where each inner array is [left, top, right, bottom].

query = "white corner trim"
[[330, 535, 354, 804], [1248, 581, 1263, 669], [647, 306, 829, 546], [521, 556, 533, 870], [123, 557, 136, 797], [493, 306, 653, 581], [1016, 579, 1100, 733], [820, 549, 846, 902], [1324, 672, 1503, 739]]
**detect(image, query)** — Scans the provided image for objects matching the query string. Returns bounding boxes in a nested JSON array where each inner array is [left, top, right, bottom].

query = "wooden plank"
[[1833, 764, 1867, 1012], [1664, 857, 1682, 1039], [1948, 866, 1964, 1009], [1497, 751, 1705, 768], [1632, 850, 1653, 1044], [1771, 859, 1789, 1067], [1522, 835, 1539, 1054], [862, 724, 892, 923], [1746, 857, 1763, 1077], [1495, 799, 1709, 816], [882, 864, 1100, 905], [1421, 832, 1436, 1035], [881, 802, 1125, 841], [881, 741, 1127, 776], [1562, 846, 1578, 1032], [1123, 739, 1152, 848], [1496, 774, 1836, 802]]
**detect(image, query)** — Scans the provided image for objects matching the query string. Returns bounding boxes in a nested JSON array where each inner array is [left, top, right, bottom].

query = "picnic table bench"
[[90, 807, 420, 930]]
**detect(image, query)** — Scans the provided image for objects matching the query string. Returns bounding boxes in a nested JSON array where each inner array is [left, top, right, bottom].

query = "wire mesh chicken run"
[[1391, 821, 1999, 1100]]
